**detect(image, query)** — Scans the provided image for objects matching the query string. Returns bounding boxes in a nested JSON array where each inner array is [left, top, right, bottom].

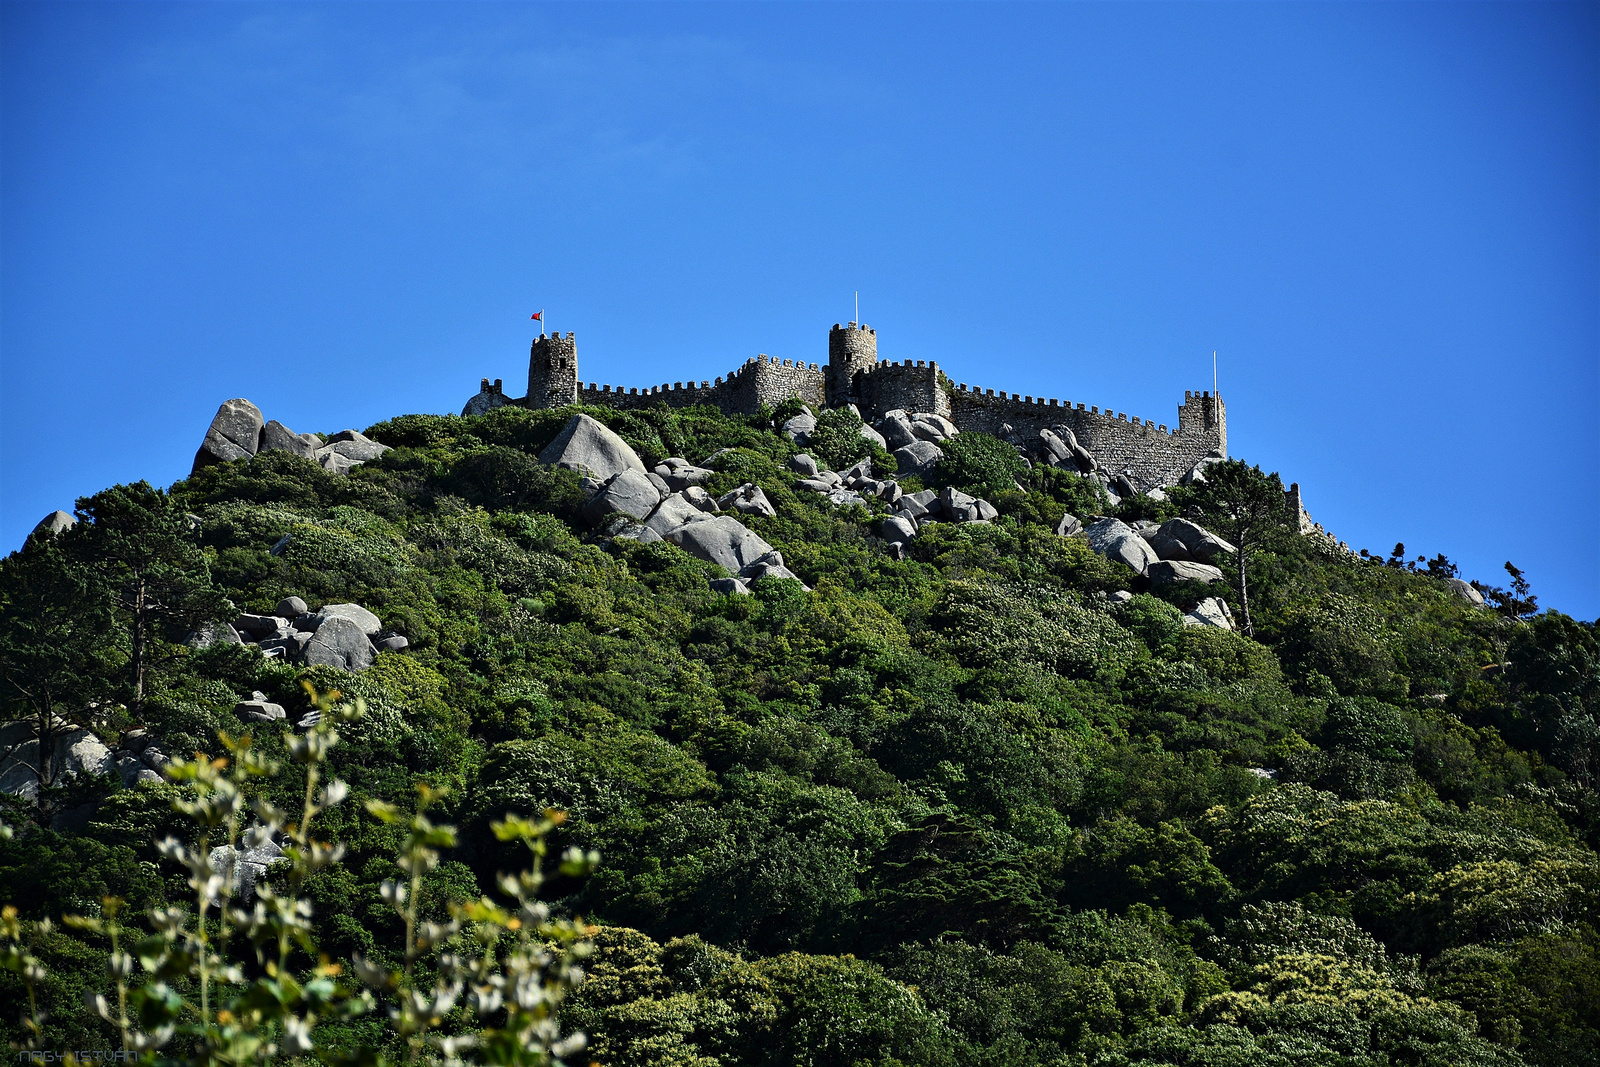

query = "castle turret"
[[1177, 390, 1226, 455], [827, 322, 878, 408], [528, 332, 578, 409]]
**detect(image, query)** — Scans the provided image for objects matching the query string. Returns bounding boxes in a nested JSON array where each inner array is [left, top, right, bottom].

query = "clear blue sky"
[[3, 2, 1596, 617]]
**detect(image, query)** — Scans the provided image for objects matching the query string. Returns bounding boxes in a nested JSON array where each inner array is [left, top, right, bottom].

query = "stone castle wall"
[[951, 385, 1225, 488], [571, 355, 826, 416], [465, 324, 1227, 487], [851, 359, 951, 420]]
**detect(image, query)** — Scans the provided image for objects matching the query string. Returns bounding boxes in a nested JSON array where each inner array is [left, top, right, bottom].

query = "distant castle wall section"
[[951, 385, 1225, 487], [571, 355, 825, 416]]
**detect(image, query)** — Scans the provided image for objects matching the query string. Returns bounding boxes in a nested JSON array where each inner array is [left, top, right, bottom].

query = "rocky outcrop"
[[892, 439, 944, 476], [665, 516, 776, 574], [193, 399, 265, 471], [303, 615, 376, 671], [1184, 597, 1236, 629], [216, 596, 402, 672], [583, 469, 664, 525], [1148, 559, 1225, 586], [539, 413, 648, 481], [30, 511, 77, 540], [1084, 518, 1159, 577]]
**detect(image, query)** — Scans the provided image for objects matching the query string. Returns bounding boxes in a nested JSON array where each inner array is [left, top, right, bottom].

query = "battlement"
[[468, 320, 1226, 487]]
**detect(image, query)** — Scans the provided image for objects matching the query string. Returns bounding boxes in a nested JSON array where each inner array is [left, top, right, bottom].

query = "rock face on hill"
[[539, 413, 648, 481], [191, 399, 389, 477]]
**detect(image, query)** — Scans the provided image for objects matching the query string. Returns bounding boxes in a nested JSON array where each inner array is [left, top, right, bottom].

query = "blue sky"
[[3, 2, 1596, 617]]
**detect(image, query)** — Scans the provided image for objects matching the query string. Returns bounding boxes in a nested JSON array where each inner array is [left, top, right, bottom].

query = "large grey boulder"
[[1148, 559, 1225, 586], [1156, 519, 1236, 564], [374, 635, 410, 652], [1184, 597, 1236, 630], [709, 577, 750, 595], [665, 516, 775, 574], [1055, 513, 1083, 537], [208, 834, 285, 900], [274, 596, 309, 619], [319, 430, 390, 463], [1445, 578, 1486, 607], [0, 724, 115, 802], [31, 511, 77, 540], [1084, 517, 1159, 576], [187, 621, 243, 648], [118, 755, 162, 787], [912, 413, 958, 440], [301, 615, 376, 671], [312, 603, 383, 636], [718, 483, 777, 518], [879, 514, 918, 542], [654, 458, 716, 491], [234, 695, 287, 723], [682, 486, 719, 512], [738, 550, 808, 588], [825, 487, 868, 508], [260, 420, 319, 461], [235, 613, 289, 641], [877, 412, 917, 450], [893, 440, 944, 477], [859, 423, 888, 449], [1038, 429, 1072, 465], [319, 452, 359, 477], [583, 469, 663, 526], [645, 493, 710, 536], [789, 453, 820, 477], [193, 399, 265, 472], [538, 413, 648, 481], [781, 411, 817, 444]]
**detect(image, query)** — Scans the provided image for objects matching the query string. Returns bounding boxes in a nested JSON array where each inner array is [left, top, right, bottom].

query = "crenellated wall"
[[467, 323, 1227, 487], [851, 359, 951, 420], [570, 355, 826, 416], [950, 384, 1225, 488]]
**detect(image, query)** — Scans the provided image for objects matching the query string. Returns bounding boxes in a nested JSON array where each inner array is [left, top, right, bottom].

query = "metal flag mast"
[[1213, 350, 1218, 397], [855, 291, 859, 324]]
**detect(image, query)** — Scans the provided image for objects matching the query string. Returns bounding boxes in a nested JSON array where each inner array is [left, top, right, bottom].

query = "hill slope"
[[2, 400, 1597, 1066]]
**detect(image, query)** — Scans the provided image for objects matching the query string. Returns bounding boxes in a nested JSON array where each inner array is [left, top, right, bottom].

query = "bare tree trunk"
[[130, 578, 147, 718], [1236, 542, 1254, 638]]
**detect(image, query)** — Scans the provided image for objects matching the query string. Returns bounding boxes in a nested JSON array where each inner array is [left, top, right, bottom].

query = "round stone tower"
[[827, 322, 877, 408], [527, 332, 578, 409]]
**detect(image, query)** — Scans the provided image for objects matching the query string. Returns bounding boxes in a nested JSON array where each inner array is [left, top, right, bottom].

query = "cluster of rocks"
[[876, 485, 1001, 556], [1083, 517, 1239, 629], [790, 454, 900, 509], [191, 398, 392, 477], [542, 414, 805, 593], [190, 597, 407, 671], [878, 409, 959, 477], [779, 405, 958, 480]]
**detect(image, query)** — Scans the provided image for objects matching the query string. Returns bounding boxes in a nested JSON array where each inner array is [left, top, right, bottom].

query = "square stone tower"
[[527, 333, 578, 409]]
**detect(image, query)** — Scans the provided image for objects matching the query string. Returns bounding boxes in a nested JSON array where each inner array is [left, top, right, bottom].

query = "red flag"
[[530, 311, 542, 321]]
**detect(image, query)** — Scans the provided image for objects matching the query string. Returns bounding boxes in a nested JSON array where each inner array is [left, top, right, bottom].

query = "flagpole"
[[1213, 350, 1217, 397]]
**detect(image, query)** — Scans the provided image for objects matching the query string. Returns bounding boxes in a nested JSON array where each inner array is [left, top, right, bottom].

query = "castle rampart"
[[949, 385, 1225, 488], [463, 321, 1225, 488]]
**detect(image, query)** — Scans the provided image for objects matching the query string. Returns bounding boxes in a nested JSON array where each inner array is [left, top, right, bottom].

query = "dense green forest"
[[3, 399, 1599, 1066]]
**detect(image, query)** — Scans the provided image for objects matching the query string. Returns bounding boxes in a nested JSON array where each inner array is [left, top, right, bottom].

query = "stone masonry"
[[463, 321, 1226, 486]]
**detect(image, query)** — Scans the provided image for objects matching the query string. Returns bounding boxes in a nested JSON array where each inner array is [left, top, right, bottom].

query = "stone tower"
[[827, 322, 878, 408], [527, 333, 578, 409]]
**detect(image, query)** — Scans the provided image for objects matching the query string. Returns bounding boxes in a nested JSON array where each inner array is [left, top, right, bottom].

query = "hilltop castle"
[[463, 322, 1226, 489]]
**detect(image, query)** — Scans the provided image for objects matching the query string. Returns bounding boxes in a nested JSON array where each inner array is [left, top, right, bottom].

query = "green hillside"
[[3, 400, 1597, 1066]]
